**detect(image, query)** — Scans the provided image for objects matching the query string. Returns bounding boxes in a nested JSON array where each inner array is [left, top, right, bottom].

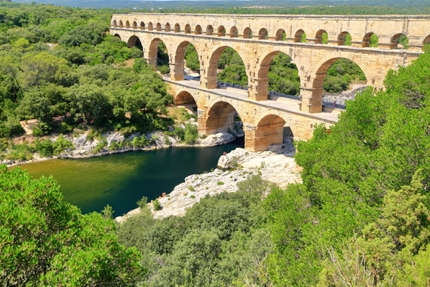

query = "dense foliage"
[[0, 165, 143, 285], [0, 3, 172, 140]]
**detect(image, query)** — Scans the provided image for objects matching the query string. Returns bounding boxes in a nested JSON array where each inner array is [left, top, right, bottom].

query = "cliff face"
[[116, 141, 301, 222]]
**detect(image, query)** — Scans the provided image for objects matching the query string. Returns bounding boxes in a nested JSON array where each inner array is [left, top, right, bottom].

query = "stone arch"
[[113, 34, 121, 40], [315, 29, 328, 44], [202, 101, 241, 136], [173, 41, 200, 81], [174, 91, 198, 109], [218, 25, 226, 37], [258, 28, 268, 40], [174, 23, 180, 33], [206, 46, 248, 90], [243, 27, 252, 39], [230, 26, 238, 38], [195, 25, 202, 35], [311, 57, 369, 112], [362, 32, 378, 47], [119, 20, 124, 28], [275, 29, 286, 41], [256, 51, 299, 101], [127, 35, 143, 50], [148, 22, 153, 30], [165, 23, 171, 32], [294, 29, 306, 42], [125, 21, 130, 28], [132, 21, 137, 29], [338, 31, 351, 46], [112, 20, 118, 27], [206, 25, 214, 35], [156, 23, 162, 31], [423, 35, 430, 49], [254, 114, 286, 151], [140, 22, 145, 30], [185, 24, 191, 34], [148, 38, 169, 70], [391, 33, 409, 49]]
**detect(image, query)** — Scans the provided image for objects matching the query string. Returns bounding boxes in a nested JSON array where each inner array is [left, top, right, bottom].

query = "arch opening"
[[243, 27, 252, 39], [132, 21, 137, 29], [218, 26, 226, 37], [174, 41, 200, 81], [423, 35, 430, 50], [185, 24, 191, 34], [195, 25, 202, 35], [125, 21, 130, 28], [294, 29, 306, 43], [112, 20, 118, 27], [315, 29, 328, 44], [257, 51, 300, 101], [255, 115, 287, 151], [338, 32, 352, 46], [314, 58, 368, 108], [230, 26, 238, 38], [165, 23, 171, 32], [156, 23, 162, 31], [258, 28, 268, 40], [140, 22, 145, 30], [148, 38, 170, 74], [174, 91, 197, 113], [148, 22, 153, 31], [275, 29, 286, 41], [203, 101, 244, 145], [174, 23, 180, 33], [119, 20, 124, 28], [362, 32, 378, 48], [206, 25, 213, 35], [127, 35, 143, 53], [391, 33, 409, 49], [209, 47, 248, 90]]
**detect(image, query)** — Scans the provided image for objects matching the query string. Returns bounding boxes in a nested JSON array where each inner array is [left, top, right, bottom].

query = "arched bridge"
[[110, 13, 428, 150]]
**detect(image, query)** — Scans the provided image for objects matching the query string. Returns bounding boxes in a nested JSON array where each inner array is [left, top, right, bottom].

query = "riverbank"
[[115, 139, 301, 222], [1, 130, 235, 168]]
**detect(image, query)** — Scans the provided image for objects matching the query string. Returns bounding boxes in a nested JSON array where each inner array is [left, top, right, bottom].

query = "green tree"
[[0, 165, 143, 286]]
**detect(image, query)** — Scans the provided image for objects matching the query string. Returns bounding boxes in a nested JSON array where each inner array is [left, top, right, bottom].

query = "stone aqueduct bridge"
[[110, 13, 429, 151]]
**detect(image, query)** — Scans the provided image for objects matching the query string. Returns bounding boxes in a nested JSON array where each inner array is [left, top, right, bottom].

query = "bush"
[[53, 134, 73, 155], [153, 199, 162, 211], [184, 123, 198, 145], [137, 196, 148, 209], [35, 139, 54, 157]]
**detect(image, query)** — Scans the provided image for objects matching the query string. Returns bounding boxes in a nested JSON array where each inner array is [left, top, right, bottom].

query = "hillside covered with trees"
[[1, 1, 430, 285]]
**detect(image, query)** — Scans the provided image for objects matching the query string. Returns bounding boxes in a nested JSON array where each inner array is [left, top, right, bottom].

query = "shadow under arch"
[[254, 114, 286, 151], [257, 50, 299, 100], [203, 101, 242, 136], [173, 41, 200, 81], [294, 29, 306, 42], [174, 91, 198, 112], [338, 31, 351, 46], [391, 33, 408, 49], [113, 34, 121, 40], [112, 20, 118, 27], [423, 35, 430, 50], [362, 32, 378, 47], [127, 35, 143, 50], [275, 29, 286, 41], [206, 46, 248, 90]]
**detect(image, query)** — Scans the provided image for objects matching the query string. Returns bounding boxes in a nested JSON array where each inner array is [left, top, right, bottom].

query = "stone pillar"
[[300, 87, 323, 113], [197, 108, 208, 136], [249, 77, 269, 101], [243, 123, 257, 151], [201, 67, 217, 89]]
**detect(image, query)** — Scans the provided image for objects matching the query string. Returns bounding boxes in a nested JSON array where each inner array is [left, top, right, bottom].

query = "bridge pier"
[[249, 78, 269, 101], [300, 87, 323, 113]]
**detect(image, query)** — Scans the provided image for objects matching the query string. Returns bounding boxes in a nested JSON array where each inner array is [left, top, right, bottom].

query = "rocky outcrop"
[[115, 141, 301, 222]]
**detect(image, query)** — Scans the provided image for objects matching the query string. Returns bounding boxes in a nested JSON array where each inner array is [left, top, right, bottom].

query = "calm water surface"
[[17, 141, 241, 216]]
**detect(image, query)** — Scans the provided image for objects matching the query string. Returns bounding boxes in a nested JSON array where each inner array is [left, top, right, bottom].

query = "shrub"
[[184, 123, 198, 145], [217, 181, 224, 185], [153, 199, 162, 211], [137, 196, 148, 209]]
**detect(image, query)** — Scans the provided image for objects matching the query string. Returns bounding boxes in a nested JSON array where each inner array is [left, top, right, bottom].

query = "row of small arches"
[[112, 20, 430, 49]]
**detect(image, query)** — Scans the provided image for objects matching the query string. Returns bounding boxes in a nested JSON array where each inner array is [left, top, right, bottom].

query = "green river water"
[[16, 142, 241, 216]]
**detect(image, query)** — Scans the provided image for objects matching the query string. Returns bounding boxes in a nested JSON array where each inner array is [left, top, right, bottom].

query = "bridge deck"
[[164, 77, 340, 124]]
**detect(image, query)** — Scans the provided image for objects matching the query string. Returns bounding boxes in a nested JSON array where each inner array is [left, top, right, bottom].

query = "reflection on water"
[[16, 142, 241, 216]]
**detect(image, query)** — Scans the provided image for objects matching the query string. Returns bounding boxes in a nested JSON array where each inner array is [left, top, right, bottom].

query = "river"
[[16, 141, 242, 216]]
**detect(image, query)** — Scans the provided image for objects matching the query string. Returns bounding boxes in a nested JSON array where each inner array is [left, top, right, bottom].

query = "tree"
[[0, 165, 143, 286]]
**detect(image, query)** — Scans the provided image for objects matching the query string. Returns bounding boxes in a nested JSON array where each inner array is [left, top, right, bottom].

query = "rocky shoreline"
[[115, 139, 301, 223], [1, 130, 235, 167]]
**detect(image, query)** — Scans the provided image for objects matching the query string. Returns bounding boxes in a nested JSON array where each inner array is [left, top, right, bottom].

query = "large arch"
[[127, 35, 143, 50], [254, 114, 286, 151], [174, 91, 198, 108], [256, 51, 300, 101], [173, 41, 200, 81], [148, 38, 169, 71], [202, 101, 240, 136], [311, 57, 369, 111], [206, 46, 248, 90]]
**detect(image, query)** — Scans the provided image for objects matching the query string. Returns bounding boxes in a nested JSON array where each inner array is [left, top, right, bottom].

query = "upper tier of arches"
[[111, 14, 430, 50]]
